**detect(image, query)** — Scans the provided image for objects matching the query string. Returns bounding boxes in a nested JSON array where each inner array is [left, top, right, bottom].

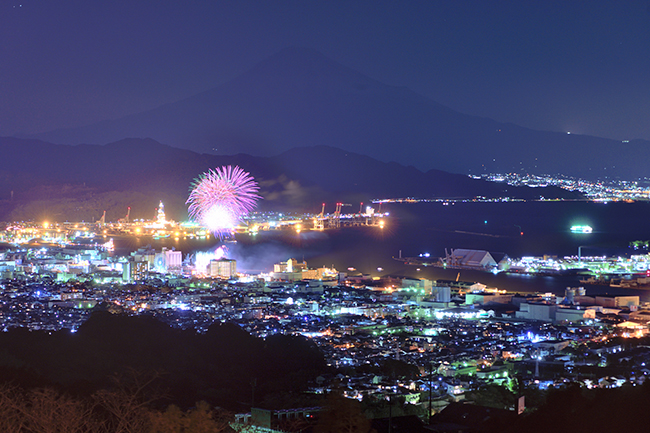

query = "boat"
[[579, 276, 602, 284], [610, 279, 637, 288]]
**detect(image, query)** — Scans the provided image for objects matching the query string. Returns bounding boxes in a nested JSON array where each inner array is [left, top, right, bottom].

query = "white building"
[[153, 248, 182, 273], [209, 259, 236, 278]]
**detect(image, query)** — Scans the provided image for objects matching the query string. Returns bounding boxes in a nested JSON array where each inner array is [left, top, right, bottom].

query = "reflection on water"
[[113, 201, 650, 301]]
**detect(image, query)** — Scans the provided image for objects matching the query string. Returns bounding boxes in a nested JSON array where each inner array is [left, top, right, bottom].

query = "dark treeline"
[[0, 312, 327, 411], [505, 381, 650, 433]]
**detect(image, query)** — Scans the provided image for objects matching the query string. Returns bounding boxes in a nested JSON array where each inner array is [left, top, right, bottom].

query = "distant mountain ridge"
[[0, 137, 578, 222], [24, 47, 648, 180]]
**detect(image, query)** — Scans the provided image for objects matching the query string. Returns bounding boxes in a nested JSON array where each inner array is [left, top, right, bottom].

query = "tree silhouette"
[[92, 370, 163, 433], [19, 388, 96, 433], [314, 393, 375, 433], [149, 401, 232, 433]]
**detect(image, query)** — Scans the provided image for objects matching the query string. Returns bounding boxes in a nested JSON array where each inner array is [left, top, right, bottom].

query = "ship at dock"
[[397, 247, 650, 283], [394, 248, 509, 273], [570, 225, 593, 233]]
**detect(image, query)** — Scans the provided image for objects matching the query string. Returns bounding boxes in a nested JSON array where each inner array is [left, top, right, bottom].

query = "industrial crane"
[[313, 203, 326, 230], [118, 207, 131, 224]]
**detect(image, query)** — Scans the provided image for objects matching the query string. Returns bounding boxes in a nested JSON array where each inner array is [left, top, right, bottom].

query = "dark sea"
[[116, 201, 650, 302]]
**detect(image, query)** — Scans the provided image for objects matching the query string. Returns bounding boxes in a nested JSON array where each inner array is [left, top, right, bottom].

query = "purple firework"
[[187, 165, 261, 236]]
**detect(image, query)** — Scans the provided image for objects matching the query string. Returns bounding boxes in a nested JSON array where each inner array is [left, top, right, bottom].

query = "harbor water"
[[115, 200, 650, 301]]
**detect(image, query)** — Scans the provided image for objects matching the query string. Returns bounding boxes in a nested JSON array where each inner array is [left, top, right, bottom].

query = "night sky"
[[3, 0, 650, 142]]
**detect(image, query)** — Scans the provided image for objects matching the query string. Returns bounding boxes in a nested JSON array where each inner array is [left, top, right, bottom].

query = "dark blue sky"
[[2, 0, 650, 141]]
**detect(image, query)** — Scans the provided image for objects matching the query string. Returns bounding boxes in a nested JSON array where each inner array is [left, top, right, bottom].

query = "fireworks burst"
[[186, 165, 261, 237]]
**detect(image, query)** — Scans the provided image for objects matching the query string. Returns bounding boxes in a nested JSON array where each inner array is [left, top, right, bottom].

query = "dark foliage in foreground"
[[0, 382, 234, 433], [0, 312, 327, 411], [505, 381, 650, 433]]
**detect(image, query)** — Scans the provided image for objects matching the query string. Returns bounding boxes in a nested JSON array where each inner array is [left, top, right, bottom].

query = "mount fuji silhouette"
[[27, 47, 647, 179]]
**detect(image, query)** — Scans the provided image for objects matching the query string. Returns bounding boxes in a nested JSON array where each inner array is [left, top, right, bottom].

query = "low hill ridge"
[[0, 137, 578, 221]]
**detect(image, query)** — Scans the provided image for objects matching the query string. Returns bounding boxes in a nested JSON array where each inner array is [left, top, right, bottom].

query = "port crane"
[[313, 203, 326, 230], [332, 203, 342, 229], [329, 203, 350, 228], [313, 202, 385, 230], [118, 207, 131, 224]]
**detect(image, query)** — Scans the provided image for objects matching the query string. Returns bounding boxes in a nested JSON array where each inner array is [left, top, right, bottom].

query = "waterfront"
[[124, 200, 650, 300], [2, 199, 650, 428]]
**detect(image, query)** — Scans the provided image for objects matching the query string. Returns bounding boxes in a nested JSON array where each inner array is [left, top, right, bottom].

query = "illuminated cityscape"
[[1, 196, 650, 431], [0, 192, 649, 431], [478, 173, 650, 202], [5, 1, 650, 431]]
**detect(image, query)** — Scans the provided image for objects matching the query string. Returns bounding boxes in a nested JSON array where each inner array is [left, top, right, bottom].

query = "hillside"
[[0, 137, 579, 222]]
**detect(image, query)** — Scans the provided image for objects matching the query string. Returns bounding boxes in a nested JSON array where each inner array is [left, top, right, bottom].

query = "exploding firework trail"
[[187, 166, 261, 236]]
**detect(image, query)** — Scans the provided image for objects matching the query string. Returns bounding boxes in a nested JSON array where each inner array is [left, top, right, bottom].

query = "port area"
[[0, 208, 388, 245], [396, 249, 650, 288]]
